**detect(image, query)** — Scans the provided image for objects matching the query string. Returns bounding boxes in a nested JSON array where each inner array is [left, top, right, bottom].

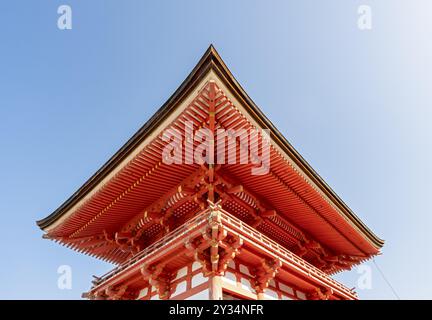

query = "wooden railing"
[[92, 208, 211, 287], [91, 207, 356, 298], [217, 207, 356, 298]]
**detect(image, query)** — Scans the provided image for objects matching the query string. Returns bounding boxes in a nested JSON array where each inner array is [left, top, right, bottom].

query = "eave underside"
[[40, 79, 379, 275]]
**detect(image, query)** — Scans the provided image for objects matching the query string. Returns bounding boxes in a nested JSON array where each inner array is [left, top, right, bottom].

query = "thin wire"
[[372, 258, 400, 300]]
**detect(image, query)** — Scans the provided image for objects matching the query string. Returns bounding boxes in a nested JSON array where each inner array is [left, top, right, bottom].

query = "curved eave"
[[36, 46, 215, 230], [36, 45, 384, 251]]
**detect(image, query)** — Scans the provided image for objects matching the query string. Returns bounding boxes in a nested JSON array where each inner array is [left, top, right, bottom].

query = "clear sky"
[[0, 1, 431, 299]]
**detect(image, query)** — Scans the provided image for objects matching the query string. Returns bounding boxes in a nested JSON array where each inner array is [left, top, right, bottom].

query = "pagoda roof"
[[36, 45, 383, 268]]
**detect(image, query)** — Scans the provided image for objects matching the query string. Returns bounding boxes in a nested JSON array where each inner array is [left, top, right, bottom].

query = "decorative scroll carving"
[[141, 263, 173, 300], [105, 285, 128, 300], [84, 284, 133, 300], [185, 234, 212, 276], [218, 235, 243, 274], [308, 287, 333, 300], [252, 258, 282, 294], [183, 201, 243, 277]]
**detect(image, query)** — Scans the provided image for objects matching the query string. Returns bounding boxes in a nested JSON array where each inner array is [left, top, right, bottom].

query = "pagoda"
[[37, 46, 383, 300]]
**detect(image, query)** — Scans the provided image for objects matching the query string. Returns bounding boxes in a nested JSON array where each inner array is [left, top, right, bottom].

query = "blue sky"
[[0, 1, 431, 299]]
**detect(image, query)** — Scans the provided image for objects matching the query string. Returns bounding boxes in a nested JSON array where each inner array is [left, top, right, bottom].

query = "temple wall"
[[220, 259, 305, 300], [136, 259, 307, 300]]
